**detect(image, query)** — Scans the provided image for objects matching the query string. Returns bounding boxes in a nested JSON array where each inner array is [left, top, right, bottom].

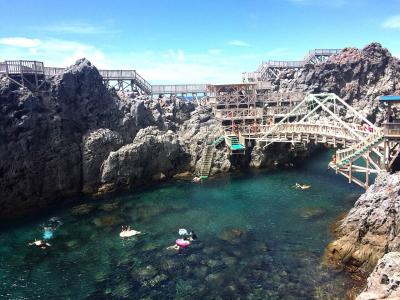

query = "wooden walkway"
[[243, 48, 342, 82]]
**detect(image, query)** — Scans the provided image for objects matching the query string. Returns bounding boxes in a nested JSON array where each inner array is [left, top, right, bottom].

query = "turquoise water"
[[0, 151, 362, 299]]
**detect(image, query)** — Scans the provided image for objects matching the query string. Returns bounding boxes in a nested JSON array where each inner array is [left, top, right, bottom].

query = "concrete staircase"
[[199, 145, 215, 179]]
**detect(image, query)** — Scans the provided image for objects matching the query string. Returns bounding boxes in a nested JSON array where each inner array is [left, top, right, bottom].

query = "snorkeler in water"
[[29, 239, 51, 249], [120, 226, 141, 238], [293, 183, 311, 190], [167, 229, 198, 250]]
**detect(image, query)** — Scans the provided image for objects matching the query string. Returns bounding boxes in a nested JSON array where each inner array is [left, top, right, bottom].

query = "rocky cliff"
[[269, 43, 400, 120], [2, 42, 400, 221], [0, 59, 208, 219], [356, 252, 400, 300], [324, 171, 400, 298]]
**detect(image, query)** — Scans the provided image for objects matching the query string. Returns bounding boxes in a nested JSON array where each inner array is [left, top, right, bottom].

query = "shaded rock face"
[[324, 172, 400, 277], [0, 59, 198, 219], [0, 59, 120, 217], [100, 127, 189, 191], [269, 43, 400, 120], [356, 252, 400, 300]]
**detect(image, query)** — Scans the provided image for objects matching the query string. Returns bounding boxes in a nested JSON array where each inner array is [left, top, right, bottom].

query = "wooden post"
[[349, 162, 352, 183], [19, 61, 24, 87], [365, 156, 369, 188]]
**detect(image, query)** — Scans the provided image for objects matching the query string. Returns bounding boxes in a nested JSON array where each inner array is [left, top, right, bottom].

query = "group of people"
[[28, 217, 197, 254]]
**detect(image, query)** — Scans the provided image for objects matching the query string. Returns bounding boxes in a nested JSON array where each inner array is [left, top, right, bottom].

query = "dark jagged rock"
[[270, 43, 400, 121], [0, 58, 188, 219], [100, 127, 189, 192]]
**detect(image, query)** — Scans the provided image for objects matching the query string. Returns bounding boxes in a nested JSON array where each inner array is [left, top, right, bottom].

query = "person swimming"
[[167, 229, 197, 250], [192, 176, 201, 183], [29, 239, 51, 249], [293, 183, 311, 190], [43, 227, 54, 240], [167, 238, 191, 251], [120, 226, 141, 238], [41, 217, 62, 240]]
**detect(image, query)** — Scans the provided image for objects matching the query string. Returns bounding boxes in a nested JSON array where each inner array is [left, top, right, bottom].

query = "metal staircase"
[[212, 136, 225, 147], [226, 135, 245, 152]]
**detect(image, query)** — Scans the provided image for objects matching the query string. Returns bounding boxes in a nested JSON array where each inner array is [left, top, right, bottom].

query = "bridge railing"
[[336, 129, 384, 164], [214, 107, 264, 120], [151, 84, 208, 94], [260, 60, 305, 69], [44, 67, 65, 77], [263, 121, 365, 141], [1, 60, 45, 75], [382, 122, 400, 137]]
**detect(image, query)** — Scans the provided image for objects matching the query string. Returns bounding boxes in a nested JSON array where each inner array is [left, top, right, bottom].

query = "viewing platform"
[[0, 60, 46, 90], [243, 48, 342, 82]]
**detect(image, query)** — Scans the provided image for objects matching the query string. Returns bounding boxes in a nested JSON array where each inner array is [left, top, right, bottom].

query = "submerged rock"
[[71, 203, 95, 216], [299, 206, 326, 219]]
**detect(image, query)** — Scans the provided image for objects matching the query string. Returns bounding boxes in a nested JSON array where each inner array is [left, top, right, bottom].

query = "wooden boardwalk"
[[243, 48, 342, 82]]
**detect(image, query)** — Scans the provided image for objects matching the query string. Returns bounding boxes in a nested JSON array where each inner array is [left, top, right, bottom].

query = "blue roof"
[[379, 95, 400, 102]]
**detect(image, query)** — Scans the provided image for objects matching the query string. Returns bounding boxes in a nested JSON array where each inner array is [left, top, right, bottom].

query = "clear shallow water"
[[0, 151, 362, 300]]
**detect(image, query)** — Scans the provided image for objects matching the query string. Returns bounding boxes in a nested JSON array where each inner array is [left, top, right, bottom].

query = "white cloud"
[[208, 49, 222, 54], [42, 22, 119, 35], [0, 37, 42, 48], [105, 49, 263, 84], [0, 36, 108, 68], [0, 36, 264, 83], [228, 40, 250, 47], [288, 0, 347, 7], [264, 48, 293, 59], [383, 15, 400, 30]]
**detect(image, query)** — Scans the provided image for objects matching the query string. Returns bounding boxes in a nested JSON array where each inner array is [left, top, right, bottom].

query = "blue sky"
[[0, 0, 400, 84]]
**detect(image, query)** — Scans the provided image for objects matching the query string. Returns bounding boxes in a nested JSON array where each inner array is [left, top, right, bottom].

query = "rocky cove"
[[1, 42, 400, 299]]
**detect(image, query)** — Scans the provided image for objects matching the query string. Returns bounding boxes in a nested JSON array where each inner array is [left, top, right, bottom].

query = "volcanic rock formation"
[[269, 43, 400, 121], [325, 172, 400, 283]]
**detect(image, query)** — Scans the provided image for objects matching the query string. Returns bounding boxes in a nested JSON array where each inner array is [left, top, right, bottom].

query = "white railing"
[[151, 84, 208, 94], [336, 129, 384, 165]]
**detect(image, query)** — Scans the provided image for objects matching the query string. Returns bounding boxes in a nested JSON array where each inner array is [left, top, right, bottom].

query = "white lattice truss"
[[255, 93, 394, 189]]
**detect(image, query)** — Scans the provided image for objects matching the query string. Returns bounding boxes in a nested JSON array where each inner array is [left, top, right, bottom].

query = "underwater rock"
[[207, 259, 224, 270], [92, 215, 123, 227], [135, 265, 158, 280], [99, 202, 119, 212], [187, 254, 201, 264], [71, 203, 95, 216], [299, 206, 326, 219], [221, 256, 237, 268], [219, 228, 247, 244], [66, 239, 79, 248], [142, 273, 168, 288], [193, 266, 208, 278], [111, 282, 131, 298], [205, 272, 224, 287]]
